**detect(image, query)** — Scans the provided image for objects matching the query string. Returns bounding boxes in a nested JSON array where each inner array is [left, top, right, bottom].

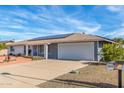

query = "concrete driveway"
[[0, 59, 87, 88]]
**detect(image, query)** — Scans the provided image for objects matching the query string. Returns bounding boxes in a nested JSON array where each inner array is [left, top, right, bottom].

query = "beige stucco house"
[[7, 33, 114, 61]]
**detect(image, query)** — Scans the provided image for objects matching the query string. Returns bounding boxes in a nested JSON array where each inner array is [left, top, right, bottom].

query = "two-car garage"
[[58, 42, 95, 61]]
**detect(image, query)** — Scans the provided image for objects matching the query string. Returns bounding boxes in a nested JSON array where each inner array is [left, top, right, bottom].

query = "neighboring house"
[[0, 40, 14, 44], [7, 33, 114, 61], [0, 40, 14, 45], [122, 45, 124, 48]]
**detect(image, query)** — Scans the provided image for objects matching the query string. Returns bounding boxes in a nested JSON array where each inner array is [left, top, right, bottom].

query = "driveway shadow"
[[1, 72, 71, 87], [54, 79, 117, 88], [1, 72, 117, 88]]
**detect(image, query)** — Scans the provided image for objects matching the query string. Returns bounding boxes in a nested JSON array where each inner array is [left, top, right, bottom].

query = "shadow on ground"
[[0, 72, 117, 88], [52, 79, 117, 88]]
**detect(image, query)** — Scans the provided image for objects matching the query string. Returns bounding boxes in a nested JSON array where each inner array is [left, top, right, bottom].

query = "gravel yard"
[[0, 49, 7, 56], [38, 63, 124, 88], [0, 56, 32, 67]]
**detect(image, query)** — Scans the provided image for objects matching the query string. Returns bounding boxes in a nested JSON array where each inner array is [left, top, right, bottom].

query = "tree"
[[100, 43, 124, 62], [113, 38, 124, 44], [0, 43, 7, 50]]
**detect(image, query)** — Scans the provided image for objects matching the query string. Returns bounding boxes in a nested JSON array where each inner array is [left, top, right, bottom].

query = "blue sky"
[[0, 5, 124, 41]]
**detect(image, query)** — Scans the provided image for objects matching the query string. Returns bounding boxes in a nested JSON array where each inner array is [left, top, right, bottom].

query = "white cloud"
[[107, 6, 124, 12], [77, 25, 101, 34], [121, 23, 124, 27], [49, 30, 71, 34], [107, 6, 124, 17], [105, 5, 124, 38], [63, 17, 101, 34], [0, 31, 20, 36], [0, 6, 102, 40], [104, 27, 124, 38]]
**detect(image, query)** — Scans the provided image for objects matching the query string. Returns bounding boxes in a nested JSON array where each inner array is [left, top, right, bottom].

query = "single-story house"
[[7, 33, 114, 61]]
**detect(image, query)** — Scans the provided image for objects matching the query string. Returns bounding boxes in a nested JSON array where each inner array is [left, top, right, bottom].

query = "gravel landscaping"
[[0, 56, 32, 67], [38, 63, 124, 88]]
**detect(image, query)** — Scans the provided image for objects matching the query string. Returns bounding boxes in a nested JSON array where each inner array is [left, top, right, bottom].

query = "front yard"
[[38, 63, 124, 88], [0, 56, 32, 66]]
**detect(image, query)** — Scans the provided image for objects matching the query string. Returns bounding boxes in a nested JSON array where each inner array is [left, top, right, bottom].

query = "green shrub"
[[32, 56, 44, 60], [100, 44, 124, 62], [0, 43, 7, 51]]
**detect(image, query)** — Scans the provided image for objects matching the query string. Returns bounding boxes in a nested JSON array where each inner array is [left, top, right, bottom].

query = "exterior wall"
[[97, 42, 102, 61], [9, 45, 24, 56], [94, 42, 98, 61], [58, 42, 95, 61], [48, 43, 58, 59], [94, 41, 102, 61], [7, 41, 106, 61]]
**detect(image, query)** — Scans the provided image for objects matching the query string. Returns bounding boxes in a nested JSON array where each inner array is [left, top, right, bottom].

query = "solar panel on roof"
[[28, 33, 73, 41]]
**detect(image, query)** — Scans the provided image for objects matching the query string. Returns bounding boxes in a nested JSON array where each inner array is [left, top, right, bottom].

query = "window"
[[10, 46, 14, 52]]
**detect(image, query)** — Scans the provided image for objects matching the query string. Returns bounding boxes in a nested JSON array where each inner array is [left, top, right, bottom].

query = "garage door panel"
[[58, 42, 94, 60]]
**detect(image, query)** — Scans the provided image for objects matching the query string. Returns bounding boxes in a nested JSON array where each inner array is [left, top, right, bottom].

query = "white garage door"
[[58, 42, 95, 61]]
